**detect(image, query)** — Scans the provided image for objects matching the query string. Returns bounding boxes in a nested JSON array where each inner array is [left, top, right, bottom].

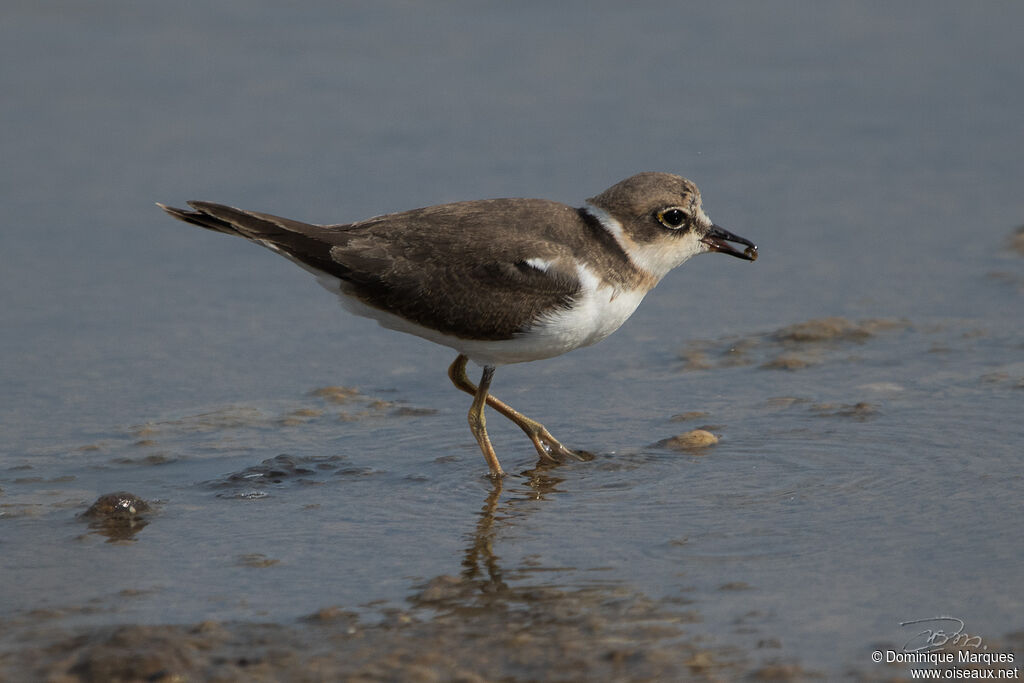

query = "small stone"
[[661, 430, 718, 451], [83, 492, 150, 520]]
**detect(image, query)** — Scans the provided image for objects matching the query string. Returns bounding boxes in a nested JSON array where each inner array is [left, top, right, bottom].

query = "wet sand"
[[3, 313, 1022, 680]]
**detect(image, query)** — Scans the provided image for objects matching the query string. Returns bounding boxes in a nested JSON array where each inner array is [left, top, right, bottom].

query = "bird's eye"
[[657, 208, 688, 229]]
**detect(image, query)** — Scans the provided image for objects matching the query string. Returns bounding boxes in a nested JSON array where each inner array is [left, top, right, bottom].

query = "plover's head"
[[586, 172, 757, 280]]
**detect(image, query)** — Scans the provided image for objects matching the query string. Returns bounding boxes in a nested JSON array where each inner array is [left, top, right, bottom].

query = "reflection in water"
[[459, 467, 567, 591], [460, 475, 506, 590], [518, 462, 570, 500], [84, 516, 150, 543], [395, 471, 767, 680]]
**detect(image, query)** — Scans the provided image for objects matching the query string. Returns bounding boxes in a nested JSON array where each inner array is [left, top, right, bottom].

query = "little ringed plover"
[[159, 172, 757, 477]]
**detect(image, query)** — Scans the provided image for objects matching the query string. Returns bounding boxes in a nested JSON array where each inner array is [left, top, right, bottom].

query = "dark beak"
[[701, 224, 758, 261]]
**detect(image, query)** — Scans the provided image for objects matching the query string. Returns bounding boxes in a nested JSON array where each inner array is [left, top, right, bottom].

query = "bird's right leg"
[[466, 363, 504, 478]]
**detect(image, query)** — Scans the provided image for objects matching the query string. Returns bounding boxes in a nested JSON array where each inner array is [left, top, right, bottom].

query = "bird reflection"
[[459, 466, 568, 594]]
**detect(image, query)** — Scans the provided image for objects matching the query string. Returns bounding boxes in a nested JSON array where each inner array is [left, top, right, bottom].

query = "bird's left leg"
[[448, 355, 578, 463]]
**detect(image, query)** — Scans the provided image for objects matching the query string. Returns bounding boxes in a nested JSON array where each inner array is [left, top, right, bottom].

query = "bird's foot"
[[523, 423, 586, 464]]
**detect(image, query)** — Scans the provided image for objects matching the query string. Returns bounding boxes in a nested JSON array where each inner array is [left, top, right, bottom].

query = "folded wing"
[[158, 199, 583, 340]]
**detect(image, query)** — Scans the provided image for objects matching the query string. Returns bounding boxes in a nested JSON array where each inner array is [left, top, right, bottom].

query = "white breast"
[[521, 260, 647, 356]]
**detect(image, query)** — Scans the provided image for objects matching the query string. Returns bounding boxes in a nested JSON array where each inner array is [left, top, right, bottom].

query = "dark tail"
[[158, 201, 350, 280], [156, 201, 322, 241]]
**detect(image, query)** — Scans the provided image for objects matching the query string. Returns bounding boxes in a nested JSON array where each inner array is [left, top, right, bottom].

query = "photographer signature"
[[900, 616, 984, 652]]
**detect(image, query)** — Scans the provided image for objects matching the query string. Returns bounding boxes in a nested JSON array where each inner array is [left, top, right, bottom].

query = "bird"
[[159, 172, 757, 477]]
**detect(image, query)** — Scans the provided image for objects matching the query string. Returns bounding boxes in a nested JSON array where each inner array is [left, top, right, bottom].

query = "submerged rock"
[[83, 492, 150, 520], [81, 492, 151, 541]]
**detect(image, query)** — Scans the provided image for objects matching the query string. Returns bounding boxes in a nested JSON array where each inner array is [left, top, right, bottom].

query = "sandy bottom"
[[6, 589, 1021, 681]]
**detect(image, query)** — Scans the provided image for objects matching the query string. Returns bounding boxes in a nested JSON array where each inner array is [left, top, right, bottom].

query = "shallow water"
[[2, 2, 1023, 679]]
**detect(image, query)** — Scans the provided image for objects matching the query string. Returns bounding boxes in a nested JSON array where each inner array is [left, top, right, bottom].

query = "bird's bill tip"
[[701, 224, 758, 261]]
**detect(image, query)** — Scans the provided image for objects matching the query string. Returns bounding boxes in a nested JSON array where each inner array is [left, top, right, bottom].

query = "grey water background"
[[2, 0, 1022, 676]]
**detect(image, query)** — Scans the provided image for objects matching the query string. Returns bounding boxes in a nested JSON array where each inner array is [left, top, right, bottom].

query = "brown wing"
[[159, 198, 585, 340]]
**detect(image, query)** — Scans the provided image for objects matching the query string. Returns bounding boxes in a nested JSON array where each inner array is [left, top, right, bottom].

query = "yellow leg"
[[448, 354, 577, 465], [467, 364, 504, 477]]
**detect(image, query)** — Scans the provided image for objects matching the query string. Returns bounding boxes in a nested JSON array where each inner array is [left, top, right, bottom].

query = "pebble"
[[661, 430, 719, 451]]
